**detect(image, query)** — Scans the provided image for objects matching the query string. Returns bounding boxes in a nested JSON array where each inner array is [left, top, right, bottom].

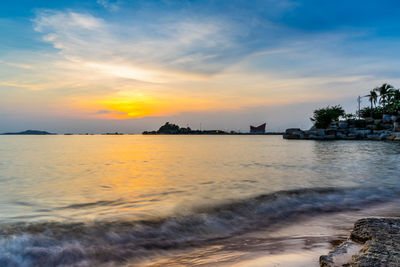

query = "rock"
[[285, 128, 303, 135], [386, 135, 396, 141], [366, 124, 377, 130], [283, 133, 302, 139], [394, 122, 400, 132], [367, 134, 380, 140], [355, 129, 371, 138], [329, 122, 339, 129], [308, 130, 326, 136], [350, 218, 400, 266], [283, 128, 305, 139], [380, 133, 392, 140], [346, 135, 358, 140], [320, 241, 362, 267], [309, 135, 327, 140], [382, 123, 393, 130], [383, 114, 392, 123], [348, 128, 357, 134], [325, 129, 337, 136], [324, 134, 336, 140], [339, 121, 348, 129], [336, 132, 347, 139], [354, 120, 367, 128], [320, 218, 400, 266], [365, 117, 374, 124]]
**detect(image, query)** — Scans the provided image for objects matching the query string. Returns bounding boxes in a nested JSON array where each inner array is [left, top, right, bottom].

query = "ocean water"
[[1, 135, 400, 266]]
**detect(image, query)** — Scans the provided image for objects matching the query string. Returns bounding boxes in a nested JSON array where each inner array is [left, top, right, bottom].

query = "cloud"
[[27, 8, 400, 90], [96, 110, 127, 115], [32, 9, 264, 77], [0, 60, 33, 69], [3, 1, 400, 130], [97, 0, 120, 12]]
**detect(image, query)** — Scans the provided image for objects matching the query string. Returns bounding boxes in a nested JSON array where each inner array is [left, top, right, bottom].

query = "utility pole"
[[358, 95, 370, 119]]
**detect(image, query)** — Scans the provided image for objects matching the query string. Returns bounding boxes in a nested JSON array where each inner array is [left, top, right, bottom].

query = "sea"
[[1, 135, 400, 266]]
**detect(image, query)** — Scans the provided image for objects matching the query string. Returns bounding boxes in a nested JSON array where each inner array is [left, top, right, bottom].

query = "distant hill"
[[1, 130, 56, 135]]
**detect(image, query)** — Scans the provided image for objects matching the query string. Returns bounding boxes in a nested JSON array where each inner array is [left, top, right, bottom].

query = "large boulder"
[[320, 218, 400, 266], [394, 122, 400, 132], [285, 128, 303, 135], [379, 133, 392, 140], [339, 121, 348, 129], [325, 129, 337, 136], [283, 128, 305, 139], [382, 114, 392, 123], [355, 129, 371, 138], [346, 134, 358, 140], [325, 134, 336, 140], [308, 129, 326, 136], [381, 123, 393, 130], [336, 132, 347, 139], [366, 134, 380, 140]]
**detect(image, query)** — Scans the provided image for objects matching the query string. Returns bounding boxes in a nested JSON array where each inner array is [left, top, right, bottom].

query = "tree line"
[[311, 83, 400, 129]]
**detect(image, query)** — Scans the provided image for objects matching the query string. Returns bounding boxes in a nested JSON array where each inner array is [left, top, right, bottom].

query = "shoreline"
[[283, 127, 400, 141]]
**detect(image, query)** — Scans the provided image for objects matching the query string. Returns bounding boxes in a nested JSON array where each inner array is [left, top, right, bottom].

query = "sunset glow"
[[2, 2, 400, 266], [2, 1, 400, 133]]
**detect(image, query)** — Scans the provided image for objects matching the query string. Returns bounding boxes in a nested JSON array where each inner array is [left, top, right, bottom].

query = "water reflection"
[[2, 136, 400, 266], [0, 136, 400, 222]]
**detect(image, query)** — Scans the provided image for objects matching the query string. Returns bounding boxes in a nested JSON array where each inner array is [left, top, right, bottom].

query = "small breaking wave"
[[0, 186, 398, 266]]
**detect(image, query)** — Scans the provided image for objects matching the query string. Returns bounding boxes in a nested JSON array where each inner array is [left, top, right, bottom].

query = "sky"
[[1, 0, 400, 133]]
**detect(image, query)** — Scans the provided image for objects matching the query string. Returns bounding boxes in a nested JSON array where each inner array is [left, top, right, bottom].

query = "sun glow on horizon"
[[78, 92, 240, 119], [2, 1, 400, 132]]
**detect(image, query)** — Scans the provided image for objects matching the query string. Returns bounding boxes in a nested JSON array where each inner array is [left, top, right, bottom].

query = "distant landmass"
[[143, 122, 283, 135], [1, 130, 56, 135]]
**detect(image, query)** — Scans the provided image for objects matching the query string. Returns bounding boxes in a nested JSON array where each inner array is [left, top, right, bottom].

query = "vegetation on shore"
[[310, 105, 345, 129], [143, 122, 227, 134], [361, 83, 400, 118], [284, 83, 400, 141], [311, 83, 400, 129]]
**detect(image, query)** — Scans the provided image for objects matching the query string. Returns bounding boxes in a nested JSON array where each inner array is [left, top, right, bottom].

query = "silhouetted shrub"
[[310, 105, 345, 129]]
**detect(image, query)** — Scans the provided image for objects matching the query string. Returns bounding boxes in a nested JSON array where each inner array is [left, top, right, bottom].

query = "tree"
[[375, 83, 394, 111], [158, 122, 180, 133], [343, 113, 355, 121], [367, 89, 378, 118], [387, 89, 400, 115], [358, 106, 384, 120], [310, 105, 345, 129]]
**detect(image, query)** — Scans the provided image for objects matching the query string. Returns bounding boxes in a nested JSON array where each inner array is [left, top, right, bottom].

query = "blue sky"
[[1, 0, 400, 133]]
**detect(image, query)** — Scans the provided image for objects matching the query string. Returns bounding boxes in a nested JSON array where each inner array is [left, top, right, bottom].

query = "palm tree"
[[368, 90, 378, 117], [375, 83, 394, 112], [389, 89, 400, 115]]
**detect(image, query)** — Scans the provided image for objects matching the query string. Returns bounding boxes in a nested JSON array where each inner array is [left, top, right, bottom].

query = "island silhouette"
[[1, 130, 56, 135]]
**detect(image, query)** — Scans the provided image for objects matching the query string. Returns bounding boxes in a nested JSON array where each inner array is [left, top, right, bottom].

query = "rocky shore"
[[283, 127, 400, 141], [320, 218, 400, 266], [283, 117, 400, 141]]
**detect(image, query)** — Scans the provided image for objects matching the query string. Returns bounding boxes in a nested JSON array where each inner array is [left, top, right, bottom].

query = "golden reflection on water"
[[0, 135, 400, 222]]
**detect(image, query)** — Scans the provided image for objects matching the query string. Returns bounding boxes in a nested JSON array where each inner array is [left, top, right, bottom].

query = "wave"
[[0, 186, 398, 266]]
